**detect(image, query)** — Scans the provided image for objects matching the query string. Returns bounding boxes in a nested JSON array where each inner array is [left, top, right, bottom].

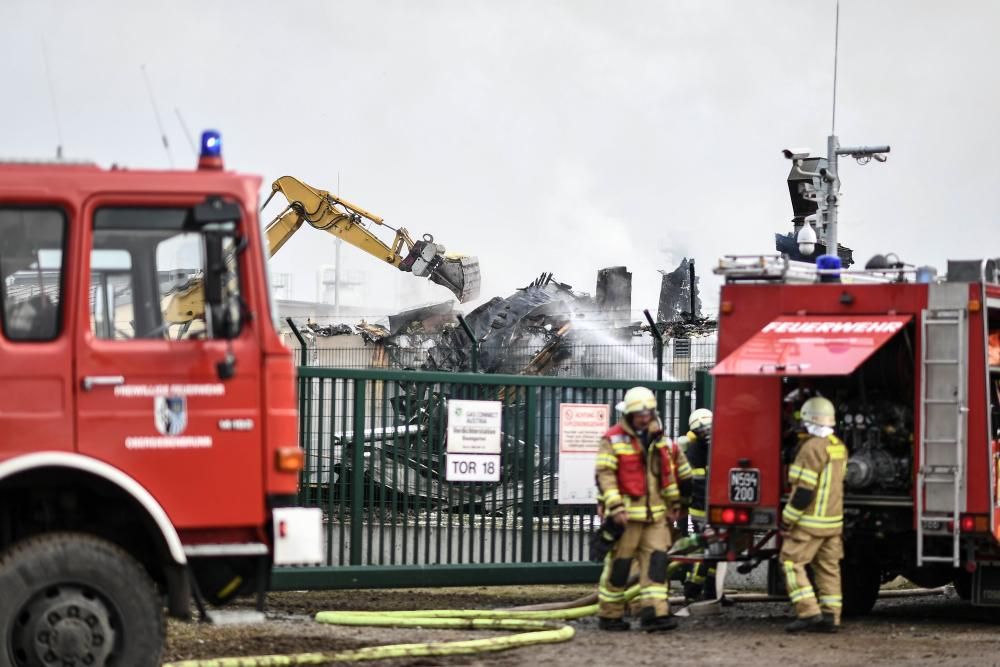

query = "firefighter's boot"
[[599, 617, 630, 632], [785, 614, 824, 633], [818, 612, 839, 633], [639, 607, 678, 632]]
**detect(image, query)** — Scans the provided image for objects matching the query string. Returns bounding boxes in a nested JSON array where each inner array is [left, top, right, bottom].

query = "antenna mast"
[[174, 108, 198, 158], [831, 1, 840, 134], [820, 0, 888, 261], [40, 36, 64, 160], [140, 65, 174, 168]]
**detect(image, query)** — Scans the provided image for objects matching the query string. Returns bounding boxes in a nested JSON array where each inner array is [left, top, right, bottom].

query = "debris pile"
[[290, 260, 716, 377]]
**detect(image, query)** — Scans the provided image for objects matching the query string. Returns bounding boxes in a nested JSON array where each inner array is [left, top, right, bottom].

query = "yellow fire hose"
[[161, 581, 948, 666], [161, 589, 622, 667]]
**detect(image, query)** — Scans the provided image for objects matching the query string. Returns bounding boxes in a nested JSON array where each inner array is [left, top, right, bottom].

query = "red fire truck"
[[0, 133, 322, 666], [706, 255, 1000, 614]]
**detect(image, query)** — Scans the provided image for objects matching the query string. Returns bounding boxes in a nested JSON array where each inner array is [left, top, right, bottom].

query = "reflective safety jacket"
[[595, 419, 693, 523], [679, 430, 709, 519], [782, 434, 847, 537]]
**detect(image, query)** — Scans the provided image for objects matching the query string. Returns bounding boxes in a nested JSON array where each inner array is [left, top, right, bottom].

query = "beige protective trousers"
[[779, 528, 844, 624], [598, 520, 670, 619]]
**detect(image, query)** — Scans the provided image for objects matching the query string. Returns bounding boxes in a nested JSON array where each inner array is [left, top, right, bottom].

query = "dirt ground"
[[164, 585, 1000, 666]]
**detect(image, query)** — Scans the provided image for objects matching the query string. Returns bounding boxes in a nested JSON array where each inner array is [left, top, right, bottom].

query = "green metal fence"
[[271, 367, 693, 590]]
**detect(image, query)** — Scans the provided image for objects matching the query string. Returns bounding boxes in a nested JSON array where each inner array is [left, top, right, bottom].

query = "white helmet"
[[688, 408, 713, 432], [619, 387, 656, 415], [801, 396, 836, 427]]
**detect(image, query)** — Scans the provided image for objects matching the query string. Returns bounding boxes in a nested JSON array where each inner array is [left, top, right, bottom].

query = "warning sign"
[[446, 399, 502, 454], [558, 403, 610, 504], [559, 404, 610, 453]]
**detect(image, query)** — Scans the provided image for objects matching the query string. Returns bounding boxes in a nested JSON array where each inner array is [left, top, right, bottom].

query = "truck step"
[[204, 610, 268, 626]]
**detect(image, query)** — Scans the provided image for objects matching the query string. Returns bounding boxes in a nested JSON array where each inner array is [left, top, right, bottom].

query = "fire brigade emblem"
[[154, 396, 188, 436]]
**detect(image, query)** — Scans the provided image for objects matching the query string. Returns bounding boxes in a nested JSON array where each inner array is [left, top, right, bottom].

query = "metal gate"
[[271, 367, 692, 590]]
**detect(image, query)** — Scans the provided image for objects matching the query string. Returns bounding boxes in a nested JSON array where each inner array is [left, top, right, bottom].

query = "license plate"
[[729, 468, 760, 504]]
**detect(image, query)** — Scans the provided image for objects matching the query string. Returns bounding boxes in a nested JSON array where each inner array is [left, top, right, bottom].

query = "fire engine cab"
[[708, 254, 1000, 614], [0, 132, 321, 667]]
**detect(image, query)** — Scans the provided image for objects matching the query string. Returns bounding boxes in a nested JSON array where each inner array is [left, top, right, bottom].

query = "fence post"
[[286, 317, 309, 367], [350, 379, 366, 566], [457, 315, 479, 373], [678, 387, 692, 438], [643, 309, 667, 416], [695, 370, 715, 410], [520, 387, 537, 562], [643, 309, 664, 382]]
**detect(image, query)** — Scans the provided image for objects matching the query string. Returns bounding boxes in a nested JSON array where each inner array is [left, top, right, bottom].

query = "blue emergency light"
[[197, 130, 224, 170], [816, 254, 842, 283], [200, 130, 222, 158]]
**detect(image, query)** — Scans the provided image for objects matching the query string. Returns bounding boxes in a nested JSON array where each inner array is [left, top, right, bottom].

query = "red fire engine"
[[0, 132, 321, 666], [707, 254, 1000, 614]]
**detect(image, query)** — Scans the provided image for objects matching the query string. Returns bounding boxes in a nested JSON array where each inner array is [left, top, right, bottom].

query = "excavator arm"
[[263, 176, 480, 302], [161, 176, 480, 333]]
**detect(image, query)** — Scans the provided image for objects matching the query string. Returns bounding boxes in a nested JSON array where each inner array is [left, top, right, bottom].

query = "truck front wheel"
[[0, 532, 164, 667], [841, 557, 881, 617]]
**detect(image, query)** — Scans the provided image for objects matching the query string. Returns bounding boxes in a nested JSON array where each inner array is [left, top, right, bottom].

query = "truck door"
[[0, 207, 74, 455], [74, 201, 265, 531], [987, 296, 1000, 541]]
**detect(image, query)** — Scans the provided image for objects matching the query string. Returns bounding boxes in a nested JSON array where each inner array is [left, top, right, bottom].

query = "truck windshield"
[[90, 207, 241, 341]]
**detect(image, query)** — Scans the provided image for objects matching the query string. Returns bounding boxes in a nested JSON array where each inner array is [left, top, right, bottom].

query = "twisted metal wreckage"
[[294, 263, 717, 508]]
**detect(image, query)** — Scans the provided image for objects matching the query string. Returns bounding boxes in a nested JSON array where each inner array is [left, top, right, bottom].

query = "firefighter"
[[780, 396, 846, 633], [595, 386, 694, 632], [679, 408, 717, 602]]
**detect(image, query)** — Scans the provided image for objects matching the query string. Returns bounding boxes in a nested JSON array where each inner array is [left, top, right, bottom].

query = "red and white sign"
[[558, 403, 610, 504], [559, 404, 610, 453], [712, 315, 912, 376]]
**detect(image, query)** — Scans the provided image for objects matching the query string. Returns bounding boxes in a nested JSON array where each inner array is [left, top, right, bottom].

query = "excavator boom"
[[264, 176, 480, 303]]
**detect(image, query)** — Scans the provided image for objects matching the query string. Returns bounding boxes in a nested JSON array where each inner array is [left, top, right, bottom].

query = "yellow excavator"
[[163, 176, 480, 331], [262, 176, 480, 302]]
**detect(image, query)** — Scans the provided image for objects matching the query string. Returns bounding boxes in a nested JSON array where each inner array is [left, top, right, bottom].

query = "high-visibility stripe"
[[691, 467, 707, 477], [790, 588, 816, 602], [789, 465, 819, 488], [612, 444, 636, 454], [609, 435, 631, 444], [625, 505, 666, 520], [784, 561, 797, 594], [639, 585, 669, 599], [819, 595, 843, 608], [798, 515, 843, 529], [676, 462, 694, 480], [816, 461, 832, 517], [596, 454, 619, 470], [826, 444, 847, 460], [783, 560, 816, 604], [689, 507, 706, 518], [782, 504, 804, 525], [602, 489, 623, 506], [661, 483, 680, 501]]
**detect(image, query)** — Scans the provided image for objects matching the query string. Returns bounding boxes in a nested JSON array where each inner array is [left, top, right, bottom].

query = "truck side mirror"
[[193, 196, 241, 225], [203, 231, 242, 340]]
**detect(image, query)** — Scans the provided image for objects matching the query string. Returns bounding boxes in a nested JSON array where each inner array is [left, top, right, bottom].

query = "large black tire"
[[953, 569, 973, 601], [841, 558, 881, 617], [0, 532, 164, 667]]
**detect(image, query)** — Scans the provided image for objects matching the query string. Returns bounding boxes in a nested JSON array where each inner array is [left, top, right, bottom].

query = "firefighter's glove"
[[589, 515, 626, 562]]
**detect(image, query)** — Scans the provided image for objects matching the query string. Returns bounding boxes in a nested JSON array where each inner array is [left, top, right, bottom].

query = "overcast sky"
[[3, 1, 998, 319]]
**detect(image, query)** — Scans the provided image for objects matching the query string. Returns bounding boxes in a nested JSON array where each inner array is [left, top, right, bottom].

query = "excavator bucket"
[[431, 253, 481, 303], [399, 237, 480, 303]]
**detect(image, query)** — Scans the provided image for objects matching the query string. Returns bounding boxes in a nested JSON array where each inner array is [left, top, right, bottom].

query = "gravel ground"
[[164, 585, 1000, 666]]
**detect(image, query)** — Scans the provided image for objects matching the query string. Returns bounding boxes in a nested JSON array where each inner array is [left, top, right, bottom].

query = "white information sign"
[[446, 399, 502, 454], [557, 403, 610, 504], [446, 453, 501, 482]]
